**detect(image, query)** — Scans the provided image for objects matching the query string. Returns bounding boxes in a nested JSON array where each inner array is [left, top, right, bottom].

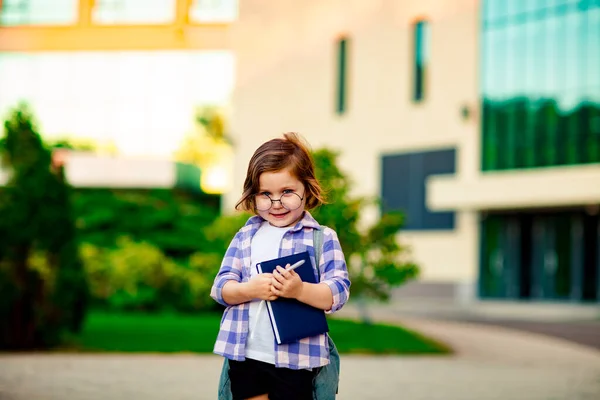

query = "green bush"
[[0, 104, 88, 350], [81, 237, 220, 312], [202, 211, 252, 255], [73, 188, 221, 260]]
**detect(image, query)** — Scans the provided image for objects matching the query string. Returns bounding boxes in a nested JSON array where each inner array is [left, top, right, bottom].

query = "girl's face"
[[256, 168, 306, 228]]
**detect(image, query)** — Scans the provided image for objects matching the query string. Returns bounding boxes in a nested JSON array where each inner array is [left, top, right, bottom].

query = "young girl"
[[211, 132, 351, 400]]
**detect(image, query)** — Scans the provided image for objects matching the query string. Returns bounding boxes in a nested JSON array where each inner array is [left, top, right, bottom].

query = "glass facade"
[[0, 0, 78, 25], [480, 211, 599, 302], [93, 0, 176, 24], [0, 0, 238, 26], [190, 0, 238, 22], [412, 20, 430, 102], [481, 0, 600, 171]]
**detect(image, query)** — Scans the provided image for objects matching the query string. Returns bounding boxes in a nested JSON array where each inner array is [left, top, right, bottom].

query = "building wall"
[[227, 0, 481, 285]]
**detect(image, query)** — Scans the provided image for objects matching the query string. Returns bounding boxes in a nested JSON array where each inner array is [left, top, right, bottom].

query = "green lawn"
[[68, 312, 450, 355]]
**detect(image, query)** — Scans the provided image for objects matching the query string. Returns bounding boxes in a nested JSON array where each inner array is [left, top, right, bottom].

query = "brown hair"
[[235, 132, 325, 212]]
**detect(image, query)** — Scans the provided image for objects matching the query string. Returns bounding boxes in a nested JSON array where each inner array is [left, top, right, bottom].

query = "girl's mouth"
[[270, 212, 289, 219]]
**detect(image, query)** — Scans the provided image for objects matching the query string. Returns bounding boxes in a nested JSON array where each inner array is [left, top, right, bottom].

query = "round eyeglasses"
[[254, 192, 304, 211]]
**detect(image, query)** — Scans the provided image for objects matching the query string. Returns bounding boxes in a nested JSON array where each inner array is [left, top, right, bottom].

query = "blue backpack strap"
[[312, 226, 340, 399], [218, 358, 231, 400]]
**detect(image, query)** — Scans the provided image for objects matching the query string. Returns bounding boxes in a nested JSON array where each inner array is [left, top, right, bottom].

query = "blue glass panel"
[[508, 0, 532, 16], [1, 0, 78, 25], [526, 19, 547, 167], [486, 0, 509, 23], [413, 20, 429, 102], [546, 12, 565, 106], [190, 0, 238, 22], [528, 0, 551, 13], [336, 38, 348, 114], [482, 0, 599, 170], [563, 10, 582, 92], [94, 0, 176, 24], [486, 28, 509, 101], [586, 5, 600, 87]]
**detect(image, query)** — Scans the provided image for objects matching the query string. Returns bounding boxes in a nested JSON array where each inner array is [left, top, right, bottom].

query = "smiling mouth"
[[271, 212, 289, 218]]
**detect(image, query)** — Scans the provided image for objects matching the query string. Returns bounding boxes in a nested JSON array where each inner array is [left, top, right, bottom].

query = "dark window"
[[412, 19, 430, 102], [480, 210, 600, 302], [336, 37, 349, 115], [381, 149, 455, 231], [481, 0, 600, 171]]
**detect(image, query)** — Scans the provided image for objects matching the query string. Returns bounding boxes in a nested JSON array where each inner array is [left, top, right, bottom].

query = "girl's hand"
[[271, 265, 304, 299], [248, 273, 278, 301]]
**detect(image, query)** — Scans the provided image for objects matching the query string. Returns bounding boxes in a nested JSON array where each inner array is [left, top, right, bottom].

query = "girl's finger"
[[272, 271, 285, 284], [276, 265, 291, 279], [271, 279, 283, 289]]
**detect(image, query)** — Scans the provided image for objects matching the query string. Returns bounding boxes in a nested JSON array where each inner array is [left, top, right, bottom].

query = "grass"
[[66, 311, 450, 355]]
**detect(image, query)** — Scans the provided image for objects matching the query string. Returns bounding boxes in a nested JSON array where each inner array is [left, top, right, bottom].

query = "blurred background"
[[0, 0, 599, 398]]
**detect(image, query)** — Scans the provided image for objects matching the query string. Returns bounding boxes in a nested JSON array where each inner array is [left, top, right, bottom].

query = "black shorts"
[[228, 358, 316, 400]]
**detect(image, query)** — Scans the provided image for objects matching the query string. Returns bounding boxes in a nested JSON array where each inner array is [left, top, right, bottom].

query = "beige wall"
[[429, 163, 600, 212], [226, 0, 481, 285]]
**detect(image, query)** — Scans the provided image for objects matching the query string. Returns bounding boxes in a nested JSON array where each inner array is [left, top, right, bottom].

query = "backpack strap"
[[313, 227, 324, 280], [311, 226, 341, 398]]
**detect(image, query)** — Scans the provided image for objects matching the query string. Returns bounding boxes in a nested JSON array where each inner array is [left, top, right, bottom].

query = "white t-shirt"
[[245, 221, 289, 364]]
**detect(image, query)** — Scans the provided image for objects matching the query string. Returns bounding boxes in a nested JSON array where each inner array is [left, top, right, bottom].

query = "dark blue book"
[[256, 251, 329, 345]]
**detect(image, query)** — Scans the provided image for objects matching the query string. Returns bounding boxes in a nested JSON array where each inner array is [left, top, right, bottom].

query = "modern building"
[[0, 0, 236, 158], [226, 0, 600, 303], [0, 0, 238, 193]]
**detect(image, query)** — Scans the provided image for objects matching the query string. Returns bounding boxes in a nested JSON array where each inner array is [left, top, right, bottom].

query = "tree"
[[174, 106, 234, 194], [311, 148, 419, 323], [174, 106, 233, 166], [0, 104, 89, 349]]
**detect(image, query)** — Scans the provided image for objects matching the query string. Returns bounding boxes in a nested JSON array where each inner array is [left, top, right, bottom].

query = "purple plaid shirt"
[[210, 211, 351, 370]]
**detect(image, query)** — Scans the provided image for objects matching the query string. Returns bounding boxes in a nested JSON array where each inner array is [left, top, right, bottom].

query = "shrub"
[[81, 237, 220, 312], [73, 188, 221, 260], [0, 104, 88, 350]]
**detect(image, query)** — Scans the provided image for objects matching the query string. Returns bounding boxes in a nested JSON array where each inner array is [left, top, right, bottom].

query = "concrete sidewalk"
[[335, 306, 600, 399], [355, 297, 600, 349], [1, 312, 599, 400]]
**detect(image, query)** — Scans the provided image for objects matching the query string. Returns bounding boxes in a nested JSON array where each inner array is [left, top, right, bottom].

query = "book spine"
[[265, 300, 281, 344]]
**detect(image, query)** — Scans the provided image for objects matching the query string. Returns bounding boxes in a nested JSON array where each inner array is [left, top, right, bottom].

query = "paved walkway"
[[1, 311, 599, 400], [456, 318, 600, 350], [356, 298, 600, 349]]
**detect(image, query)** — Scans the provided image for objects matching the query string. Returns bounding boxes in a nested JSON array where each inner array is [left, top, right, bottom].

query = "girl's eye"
[[260, 192, 270, 197], [282, 189, 294, 194]]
